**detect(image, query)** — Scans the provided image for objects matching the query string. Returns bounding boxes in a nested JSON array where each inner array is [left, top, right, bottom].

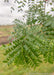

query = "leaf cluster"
[[3, 0, 54, 68], [3, 19, 54, 68]]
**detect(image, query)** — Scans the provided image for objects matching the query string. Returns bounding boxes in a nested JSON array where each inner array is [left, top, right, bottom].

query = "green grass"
[[0, 46, 54, 75]]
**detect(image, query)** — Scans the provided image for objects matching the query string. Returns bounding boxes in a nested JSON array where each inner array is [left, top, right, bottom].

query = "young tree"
[[3, 0, 54, 68]]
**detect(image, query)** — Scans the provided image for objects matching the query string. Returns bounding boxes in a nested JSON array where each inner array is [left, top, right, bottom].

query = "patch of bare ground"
[[0, 25, 14, 45], [52, 73, 54, 75], [0, 36, 12, 45]]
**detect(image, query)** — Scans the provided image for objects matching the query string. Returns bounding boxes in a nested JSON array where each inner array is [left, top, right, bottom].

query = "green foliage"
[[3, 19, 54, 68], [41, 15, 54, 39], [0, 46, 54, 75], [3, 0, 54, 68], [26, 1, 54, 39], [26, 1, 45, 25]]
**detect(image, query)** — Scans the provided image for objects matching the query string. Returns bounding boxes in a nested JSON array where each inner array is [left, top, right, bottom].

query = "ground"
[[0, 25, 13, 45], [0, 25, 54, 75]]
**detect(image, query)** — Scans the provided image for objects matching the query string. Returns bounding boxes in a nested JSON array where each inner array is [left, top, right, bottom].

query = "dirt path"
[[0, 25, 14, 45], [0, 36, 11, 45]]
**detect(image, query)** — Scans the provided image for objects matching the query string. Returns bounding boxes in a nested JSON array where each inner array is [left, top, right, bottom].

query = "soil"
[[0, 36, 12, 45], [0, 25, 14, 45]]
